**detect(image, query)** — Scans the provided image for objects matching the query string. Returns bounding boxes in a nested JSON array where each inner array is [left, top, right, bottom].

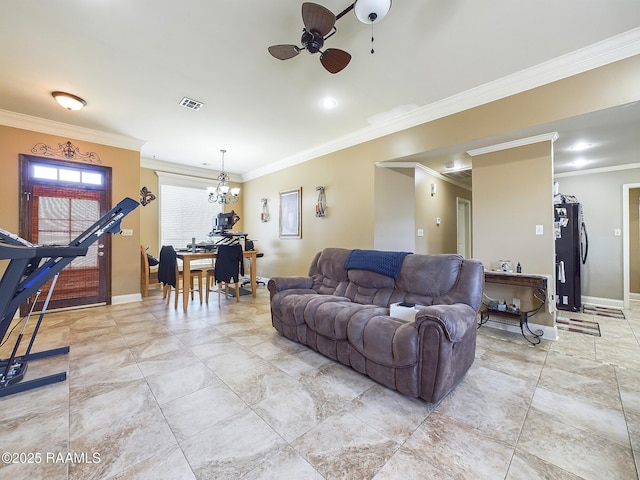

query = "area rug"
[[582, 304, 625, 319], [556, 317, 601, 336]]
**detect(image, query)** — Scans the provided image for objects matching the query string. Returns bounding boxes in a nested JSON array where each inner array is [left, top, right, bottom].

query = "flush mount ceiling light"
[[353, 0, 392, 24], [51, 91, 87, 111]]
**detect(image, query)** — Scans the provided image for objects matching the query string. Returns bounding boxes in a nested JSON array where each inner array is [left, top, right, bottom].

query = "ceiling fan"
[[268, 2, 352, 74]]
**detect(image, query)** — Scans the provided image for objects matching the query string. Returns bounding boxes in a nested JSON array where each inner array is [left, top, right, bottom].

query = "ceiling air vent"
[[441, 168, 472, 182], [179, 97, 204, 111]]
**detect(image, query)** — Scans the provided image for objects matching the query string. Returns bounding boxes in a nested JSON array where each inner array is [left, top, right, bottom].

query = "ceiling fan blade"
[[320, 48, 351, 74], [302, 2, 335, 37], [268, 44, 301, 60]]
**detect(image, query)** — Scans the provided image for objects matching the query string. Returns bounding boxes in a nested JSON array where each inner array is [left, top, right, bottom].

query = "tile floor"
[[1, 286, 639, 479]]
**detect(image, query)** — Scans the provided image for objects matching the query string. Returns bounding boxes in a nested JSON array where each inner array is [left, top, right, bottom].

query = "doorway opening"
[[456, 197, 472, 258], [623, 183, 640, 309]]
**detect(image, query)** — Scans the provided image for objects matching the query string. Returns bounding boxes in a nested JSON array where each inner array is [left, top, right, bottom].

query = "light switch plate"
[[121, 228, 133, 236], [417, 229, 424, 237], [535, 225, 543, 235]]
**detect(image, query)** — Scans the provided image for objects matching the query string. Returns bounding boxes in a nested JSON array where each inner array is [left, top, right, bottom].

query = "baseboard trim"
[[479, 319, 559, 341], [112, 293, 142, 305], [581, 296, 623, 309]]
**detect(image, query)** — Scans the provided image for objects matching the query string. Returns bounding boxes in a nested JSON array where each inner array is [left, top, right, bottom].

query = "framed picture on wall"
[[279, 187, 301, 239]]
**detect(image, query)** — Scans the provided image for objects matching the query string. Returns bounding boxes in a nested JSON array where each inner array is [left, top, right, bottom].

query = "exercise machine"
[[0, 197, 139, 397]]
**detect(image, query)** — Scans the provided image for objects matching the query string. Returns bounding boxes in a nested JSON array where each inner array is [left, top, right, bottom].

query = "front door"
[[19, 155, 112, 313]]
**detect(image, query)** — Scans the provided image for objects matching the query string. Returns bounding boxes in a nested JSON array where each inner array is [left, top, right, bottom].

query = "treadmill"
[[0, 197, 139, 397]]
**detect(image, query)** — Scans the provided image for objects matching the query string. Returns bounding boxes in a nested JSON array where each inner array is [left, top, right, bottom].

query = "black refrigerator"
[[554, 202, 588, 311]]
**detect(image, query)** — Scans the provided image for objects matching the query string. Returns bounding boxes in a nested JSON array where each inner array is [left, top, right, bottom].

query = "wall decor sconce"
[[430, 183, 437, 196], [31, 140, 101, 164], [315, 186, 326, 217], [261, 198, 269, 222], [140, 186, 156, 206]]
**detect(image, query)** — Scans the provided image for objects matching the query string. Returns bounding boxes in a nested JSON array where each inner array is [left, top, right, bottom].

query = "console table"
[[478, 271, 547, 345]]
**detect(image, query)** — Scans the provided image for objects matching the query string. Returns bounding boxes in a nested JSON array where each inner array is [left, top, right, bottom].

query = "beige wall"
[[374, 165, 471, 255], [0, 125, 141, 298], [140, 167, 160, 255], [241, 56, 640, 279], [374, 167, 415, 252], [242, 146, 376, 277], [472, 141, 554, 274], [414, 168, 471, 255], [3, 55, 640, 301], [472, 141, 554, 326]]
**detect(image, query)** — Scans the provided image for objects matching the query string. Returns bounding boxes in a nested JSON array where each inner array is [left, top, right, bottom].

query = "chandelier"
[[207, 149, 240, 204]]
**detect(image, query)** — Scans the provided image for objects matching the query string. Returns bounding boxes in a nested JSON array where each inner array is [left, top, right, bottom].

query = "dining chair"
[[158, 245, 203, 307], [205, 266, 216, 304], [213, 244, 244, 305], [140, 244, 159, 297]]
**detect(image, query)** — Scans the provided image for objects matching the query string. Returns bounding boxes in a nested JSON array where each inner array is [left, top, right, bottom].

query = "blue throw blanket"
[[344, 249, 412, 278]]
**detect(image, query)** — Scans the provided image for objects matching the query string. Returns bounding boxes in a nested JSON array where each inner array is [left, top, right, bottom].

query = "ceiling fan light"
[[51, 91, 87, 110], [354, 0, 392, 24]]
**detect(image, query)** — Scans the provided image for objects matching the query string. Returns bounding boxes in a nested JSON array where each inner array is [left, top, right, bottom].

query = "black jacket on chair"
[[215, 244, 244, 284], [158, 245, 177, 287]]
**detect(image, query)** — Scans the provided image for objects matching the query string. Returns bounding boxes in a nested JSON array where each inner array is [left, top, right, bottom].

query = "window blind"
[[160, 183, 221, 249]]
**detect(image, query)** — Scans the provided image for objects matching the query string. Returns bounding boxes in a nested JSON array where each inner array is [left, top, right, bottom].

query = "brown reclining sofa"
[[268, 248, 484, 404]]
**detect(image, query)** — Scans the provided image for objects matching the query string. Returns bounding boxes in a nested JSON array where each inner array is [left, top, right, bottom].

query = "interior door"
[[19, 155, 112, 313]]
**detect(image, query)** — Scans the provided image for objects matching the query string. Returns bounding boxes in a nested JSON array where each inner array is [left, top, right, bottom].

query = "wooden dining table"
[[176, 250, 258, 312]]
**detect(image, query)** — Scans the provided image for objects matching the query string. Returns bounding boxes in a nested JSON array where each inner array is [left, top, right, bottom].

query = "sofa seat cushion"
[[347, 314, 419, 368], [306, 300, 385, 340], [273, 292, 351, 328]]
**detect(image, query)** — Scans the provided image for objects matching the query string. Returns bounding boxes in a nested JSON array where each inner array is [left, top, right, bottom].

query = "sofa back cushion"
[[345, 269, 395, 307], [309, 248, 482, 311], [309, 248, 397, 306], [391, 254, 463, 306], [309, 248, 350, 296]]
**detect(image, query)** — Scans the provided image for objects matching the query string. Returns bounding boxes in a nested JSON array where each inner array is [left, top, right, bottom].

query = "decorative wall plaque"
[[31, 141, 102, 164]]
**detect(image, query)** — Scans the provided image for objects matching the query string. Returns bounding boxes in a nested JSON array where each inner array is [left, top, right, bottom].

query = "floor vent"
[[179, 97, 204, 111]]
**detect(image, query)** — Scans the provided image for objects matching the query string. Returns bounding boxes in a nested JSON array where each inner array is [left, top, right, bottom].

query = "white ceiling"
[[1, 1, 639, 180]]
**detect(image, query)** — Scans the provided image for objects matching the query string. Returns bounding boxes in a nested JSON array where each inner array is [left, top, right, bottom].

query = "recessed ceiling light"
[[320, 97, 337, 109], [569, 142, 592, 152], [570, 158, 589, 168]]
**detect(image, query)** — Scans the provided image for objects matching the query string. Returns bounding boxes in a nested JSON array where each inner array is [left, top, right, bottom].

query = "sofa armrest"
[[414, 304, 477, 342], [268, 276, 314, 295]]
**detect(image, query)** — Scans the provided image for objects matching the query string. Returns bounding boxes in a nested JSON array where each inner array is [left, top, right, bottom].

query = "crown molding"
[[141, 156, 242, 183], [0, 109, 146, 151], [376, 161, 472, 191], [243, 27, 640, 182], [466, 132, 559, 157], [554, 162, 640, 178]]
